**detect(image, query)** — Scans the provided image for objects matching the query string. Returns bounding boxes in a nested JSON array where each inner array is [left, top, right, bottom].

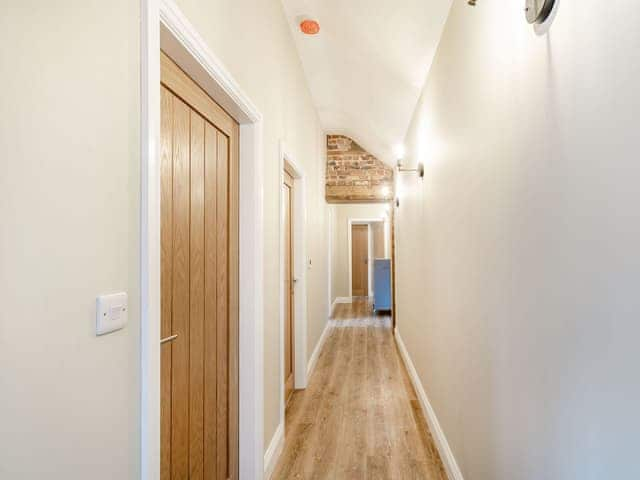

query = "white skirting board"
[[263, 421, 284, 480], [394, 329, 464, 480], [307, 321, 332, 378], [334, 296, 353, 304], [329, 297, 355, 317], [264, 321, 332, 479]]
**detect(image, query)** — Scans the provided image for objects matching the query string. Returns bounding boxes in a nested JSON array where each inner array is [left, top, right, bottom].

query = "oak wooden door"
[[351, 224, 369, 296], [160, 52, 239, 480], [283, 170, 295, 403]]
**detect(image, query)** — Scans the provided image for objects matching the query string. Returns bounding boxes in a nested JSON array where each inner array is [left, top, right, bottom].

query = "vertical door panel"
[[216, 131, 229, 480], [189, 111, 206, 480], [203, 123, 219, 480], [160, 86, 174, 480], [171, 97, 191, 480]]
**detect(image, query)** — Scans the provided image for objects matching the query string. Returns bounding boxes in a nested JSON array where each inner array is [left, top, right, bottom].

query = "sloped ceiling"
[[281, 0, 452, 164]]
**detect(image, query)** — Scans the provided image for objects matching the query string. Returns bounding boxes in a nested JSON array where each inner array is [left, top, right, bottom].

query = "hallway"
[[6, 1, 640, 478], [272, 300, 447, 479]]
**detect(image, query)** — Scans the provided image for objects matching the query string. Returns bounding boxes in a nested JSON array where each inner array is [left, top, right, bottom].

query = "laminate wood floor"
[[271, 299, 448, 480]]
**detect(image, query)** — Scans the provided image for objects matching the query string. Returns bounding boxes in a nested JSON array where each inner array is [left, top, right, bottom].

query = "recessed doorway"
[[282, 166, 295, 405], [278, 146, 309, 439]]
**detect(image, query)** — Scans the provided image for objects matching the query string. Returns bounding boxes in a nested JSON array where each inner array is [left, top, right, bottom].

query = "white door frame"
[[347, 218, 384, 298], [141, 1, 264, 478], [327, 207, 334, 314], [278, 142, 308, 431]]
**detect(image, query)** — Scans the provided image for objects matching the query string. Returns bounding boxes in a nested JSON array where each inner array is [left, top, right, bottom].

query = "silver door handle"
[[160, 334, 178, 344]]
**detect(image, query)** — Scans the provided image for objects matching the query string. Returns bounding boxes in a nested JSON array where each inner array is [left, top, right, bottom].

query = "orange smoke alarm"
[[300, 19, 320, 35]]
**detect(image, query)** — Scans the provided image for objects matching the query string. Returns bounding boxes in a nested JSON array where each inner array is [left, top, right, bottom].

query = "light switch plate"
[[96, 292, 128, 336]]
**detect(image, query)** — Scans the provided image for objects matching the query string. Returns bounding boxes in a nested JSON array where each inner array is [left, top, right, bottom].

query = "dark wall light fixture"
[[525, 0, 555, 24], [466, 0, 556, 25]]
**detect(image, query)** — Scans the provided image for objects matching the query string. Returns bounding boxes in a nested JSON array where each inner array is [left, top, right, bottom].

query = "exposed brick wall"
[[326, 135, 394, 203]]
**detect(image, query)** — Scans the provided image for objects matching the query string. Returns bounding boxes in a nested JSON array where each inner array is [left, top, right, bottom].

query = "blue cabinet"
[[373, 259, 392, 311]]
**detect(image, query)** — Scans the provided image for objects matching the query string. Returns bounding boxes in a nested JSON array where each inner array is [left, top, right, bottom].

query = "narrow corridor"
[[272, 299, 447, 479]]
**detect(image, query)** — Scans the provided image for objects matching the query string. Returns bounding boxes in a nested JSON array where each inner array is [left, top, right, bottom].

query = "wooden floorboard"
[[271, 299, 448, 480]]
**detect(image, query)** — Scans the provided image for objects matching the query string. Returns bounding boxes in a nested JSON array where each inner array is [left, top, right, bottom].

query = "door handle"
[[160, 334, 178, 345]]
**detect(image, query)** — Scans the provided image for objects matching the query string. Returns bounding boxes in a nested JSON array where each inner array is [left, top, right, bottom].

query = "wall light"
[[394, 168, 401, 208], [468, 0, 556, 24], [525, 0, 555, 24], [397, 158, 424, 179], [394, 144, 424, 178]]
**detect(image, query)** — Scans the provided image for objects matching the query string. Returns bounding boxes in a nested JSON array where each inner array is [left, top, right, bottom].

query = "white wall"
[[396, 1, 640, 479], [0, 2, 140, 478], [330, 204, 388, 300], [0, 0, 330, 476]]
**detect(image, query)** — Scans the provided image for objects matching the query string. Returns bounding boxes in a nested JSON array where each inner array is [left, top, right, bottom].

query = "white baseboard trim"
[[334, 296, 353, 304], [263, 421, 284, 480], [329, 299, 337, 317], [395, 329, 464, 480], [307, 321, 332, 379]]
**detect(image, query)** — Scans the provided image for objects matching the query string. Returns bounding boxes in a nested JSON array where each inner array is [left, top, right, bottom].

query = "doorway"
[[282, 167, 295, 404], [159, 52, 239, 480], [351, 224, 369, 296], [142, 5, 265, 477], [277, 147, 308, 438]]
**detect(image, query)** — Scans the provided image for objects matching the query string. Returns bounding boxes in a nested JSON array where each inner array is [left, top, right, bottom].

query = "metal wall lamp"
[[393, 145, 423, 209], [396, 159, 424, 179], [466, 0, 556, 25]]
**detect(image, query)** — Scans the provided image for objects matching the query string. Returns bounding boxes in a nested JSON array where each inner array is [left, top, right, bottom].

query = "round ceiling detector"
[[300, 19, 320, 35]]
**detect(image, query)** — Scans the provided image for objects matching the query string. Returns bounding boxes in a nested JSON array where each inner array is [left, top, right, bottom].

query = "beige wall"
[[396, 1, 640, 479], [330, 204, 388, 301], [1, 0, 329, 476], [1, 2, 140, 478]]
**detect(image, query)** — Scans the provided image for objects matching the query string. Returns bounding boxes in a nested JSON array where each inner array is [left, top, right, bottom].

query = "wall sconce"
[[393, 144, 422, 209], [525, 0, 555, 24], [394, 167, 401, 208], [395, 145, 424, 179], [397, 158, 424, 179], [466, 0, 556, 25]]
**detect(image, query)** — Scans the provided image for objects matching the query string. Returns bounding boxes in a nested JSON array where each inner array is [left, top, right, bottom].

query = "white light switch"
[[96, 292, 128, 336]]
